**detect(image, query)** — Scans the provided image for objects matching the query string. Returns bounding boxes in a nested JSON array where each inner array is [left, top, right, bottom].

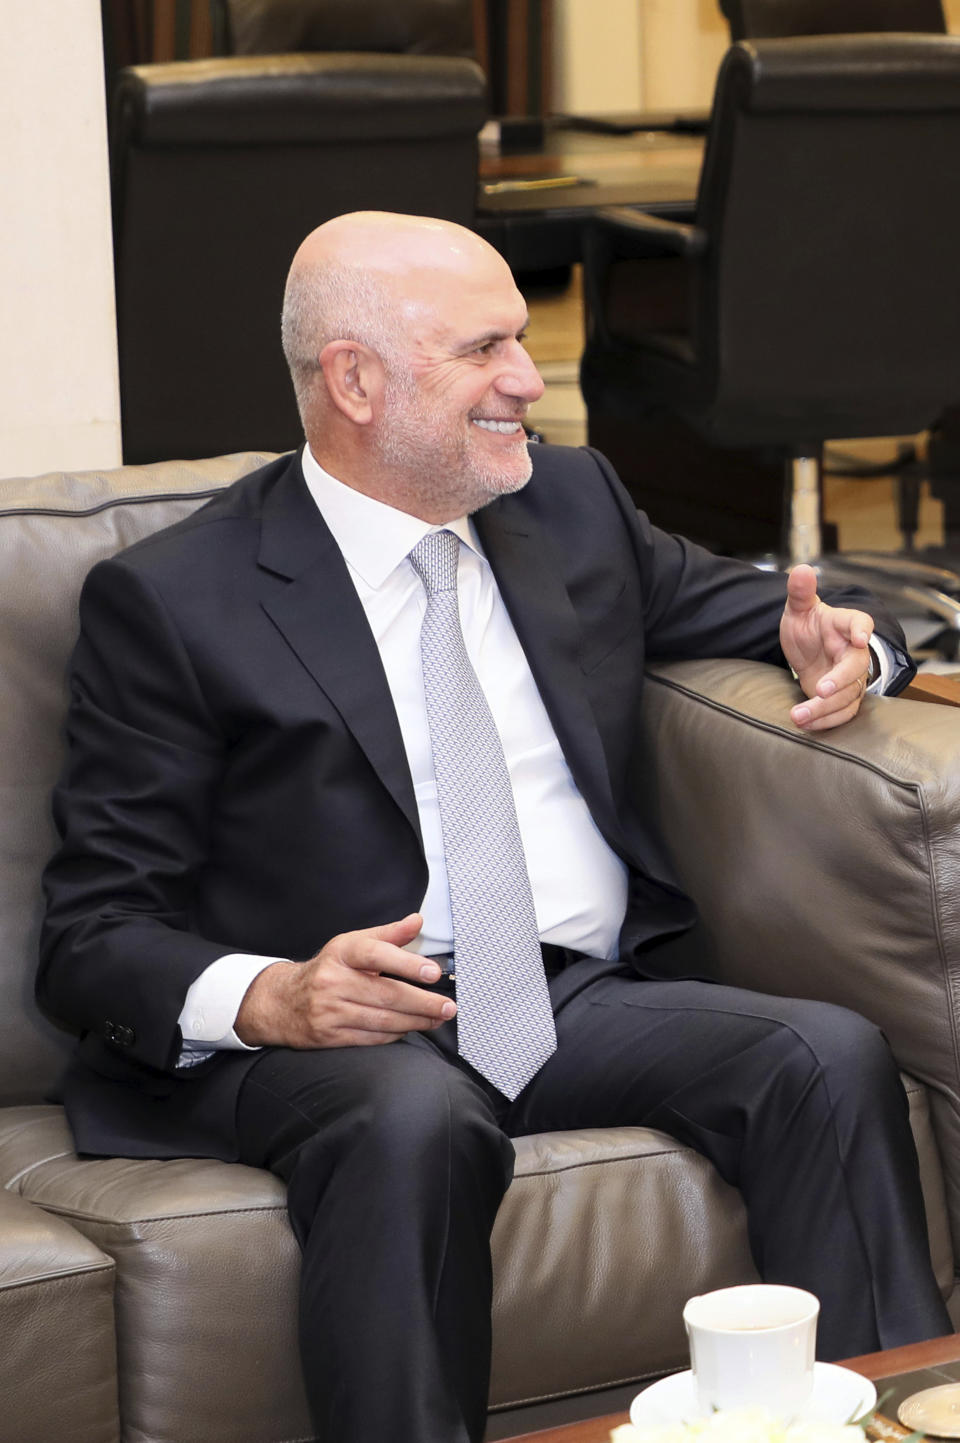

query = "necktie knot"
[[409, 530, 459, 595]]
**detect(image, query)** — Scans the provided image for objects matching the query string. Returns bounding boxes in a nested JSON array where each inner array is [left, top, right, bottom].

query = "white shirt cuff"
[[176, 952, 288, 1063], [867, 637, 895, 695]]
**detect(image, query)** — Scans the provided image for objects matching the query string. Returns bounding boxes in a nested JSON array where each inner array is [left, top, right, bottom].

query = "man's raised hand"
[[780, 564, 875, 732]]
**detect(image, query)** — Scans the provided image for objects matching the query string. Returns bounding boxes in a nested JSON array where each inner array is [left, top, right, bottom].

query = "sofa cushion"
[[0, 1186, 118, 1443], [3, 1085, 947, 1428], [1, 1105, 310, 1443], [7, 1089, 944, 1432], [490, 1127, 756, 1407], [0, 1103, 758, 1432]]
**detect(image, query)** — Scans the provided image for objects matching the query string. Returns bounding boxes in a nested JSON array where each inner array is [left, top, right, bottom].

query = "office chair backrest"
[[690, 35, 960, 445], [220, 0, 475, 57], [110, 53, 486, 462], [720, 0, 946, 41]]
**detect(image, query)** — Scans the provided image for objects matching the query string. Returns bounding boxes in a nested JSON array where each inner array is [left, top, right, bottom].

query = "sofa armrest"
[[639, 658, 960, 1246]]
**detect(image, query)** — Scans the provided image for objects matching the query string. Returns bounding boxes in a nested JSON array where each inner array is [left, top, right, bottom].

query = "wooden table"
[[904, 672, 960, 707], [475, 121, 703, 273], [496, 1334, 960, 1442]]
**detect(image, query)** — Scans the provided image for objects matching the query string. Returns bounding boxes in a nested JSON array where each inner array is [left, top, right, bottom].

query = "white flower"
[[610, 1408, 865, 1443], [611, 1426, 692, 1443], [784, 1427, 864, 1443]]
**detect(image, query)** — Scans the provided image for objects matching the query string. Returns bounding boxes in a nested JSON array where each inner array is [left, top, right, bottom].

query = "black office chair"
[[580, 36, 960, 638], [716, 0, 953, 565], [720, 0, 946, 41], [110, 50, 486, 462]]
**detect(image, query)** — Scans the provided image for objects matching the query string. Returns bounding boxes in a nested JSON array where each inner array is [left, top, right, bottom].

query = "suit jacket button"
[[104, 1020, 117, 1042]]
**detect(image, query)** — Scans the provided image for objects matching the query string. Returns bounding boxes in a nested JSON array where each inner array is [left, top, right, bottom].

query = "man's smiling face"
[[373, 244, 545, 519]]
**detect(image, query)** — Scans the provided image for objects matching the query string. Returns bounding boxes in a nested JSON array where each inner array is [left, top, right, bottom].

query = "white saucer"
[[630, 1362, 877, 1429]]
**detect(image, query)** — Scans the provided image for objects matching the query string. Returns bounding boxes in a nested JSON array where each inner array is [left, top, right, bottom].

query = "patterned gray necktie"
[[409, 529, 557, 1100]]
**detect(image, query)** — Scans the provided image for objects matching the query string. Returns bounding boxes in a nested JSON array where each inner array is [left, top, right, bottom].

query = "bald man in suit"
[[40, 212, 950, 1443]]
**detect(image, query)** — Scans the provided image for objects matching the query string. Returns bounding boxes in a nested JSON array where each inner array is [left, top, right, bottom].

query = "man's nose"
[[496, 341, 545, 403]]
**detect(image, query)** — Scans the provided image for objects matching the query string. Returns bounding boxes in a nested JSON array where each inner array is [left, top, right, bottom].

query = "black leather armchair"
[[111, 49, 486, 462], [580, 35, 960, 636], [720, 0, 946, 40]]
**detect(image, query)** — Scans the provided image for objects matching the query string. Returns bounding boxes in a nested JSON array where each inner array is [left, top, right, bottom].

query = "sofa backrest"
[[0, 453, 276, 1103]]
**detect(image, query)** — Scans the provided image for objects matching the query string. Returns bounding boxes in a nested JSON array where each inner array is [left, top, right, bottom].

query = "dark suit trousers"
[[231, 961, 950, 1443]]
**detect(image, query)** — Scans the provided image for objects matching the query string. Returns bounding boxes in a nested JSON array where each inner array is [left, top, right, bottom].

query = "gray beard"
[[375, 399, 533, 518]]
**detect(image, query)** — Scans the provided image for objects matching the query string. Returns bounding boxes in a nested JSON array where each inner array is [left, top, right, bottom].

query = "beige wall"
[[552, 0, 727, 113], [554, 0, 960, 114], [639, 0, 729, 110], [553, 0, 645, 112], [0, 0, 121, 479]]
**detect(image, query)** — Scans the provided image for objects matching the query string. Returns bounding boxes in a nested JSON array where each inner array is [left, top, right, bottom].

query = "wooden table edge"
[[902, 674, 960, 707], [842, 1332, 960, 1380], [495, 1334, 960, 1441]]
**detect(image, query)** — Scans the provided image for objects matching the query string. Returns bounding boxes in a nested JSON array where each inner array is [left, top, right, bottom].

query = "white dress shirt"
[[178, 446, 628, 1055]]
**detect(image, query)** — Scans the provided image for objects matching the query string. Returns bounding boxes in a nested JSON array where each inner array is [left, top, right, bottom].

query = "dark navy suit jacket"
[[37, 445, 911, 1158]]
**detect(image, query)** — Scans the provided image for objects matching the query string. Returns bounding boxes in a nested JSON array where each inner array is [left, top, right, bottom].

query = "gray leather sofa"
[[1, 452, 958, 1442]]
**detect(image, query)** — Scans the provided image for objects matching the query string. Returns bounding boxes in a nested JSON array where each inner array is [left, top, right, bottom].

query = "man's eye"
[[475, 342, 496, 356]]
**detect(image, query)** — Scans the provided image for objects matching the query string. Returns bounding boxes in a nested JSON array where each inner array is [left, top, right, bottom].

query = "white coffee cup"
[[682, 1284, 820, 1418]]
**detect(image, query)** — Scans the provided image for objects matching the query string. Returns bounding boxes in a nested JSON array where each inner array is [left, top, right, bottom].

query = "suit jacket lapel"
[[256, 459, 421, 843], [475, 499, 625, 852], [252, 459, 625, 857]]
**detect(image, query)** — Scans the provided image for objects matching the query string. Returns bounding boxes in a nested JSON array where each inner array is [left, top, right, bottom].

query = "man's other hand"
[[234, 914, 457, 1048], [780, 564, 874, 732]]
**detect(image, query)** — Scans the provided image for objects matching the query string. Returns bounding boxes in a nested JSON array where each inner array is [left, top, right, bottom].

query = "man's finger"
[[813, 649, 870, 699], [792, 674, 867, 729], [332, 914, 431, 978], [844, 611, 875, 649], [785, 563, 819, 613], [365, 912, 424, 947], [811, 609, 874, 696], [348, 998, 457, 1038], [818, 605, 874, 648], [329, 1015, 454, 1047], [792, 697, 863, 732], [352, 970, 458, 1021]]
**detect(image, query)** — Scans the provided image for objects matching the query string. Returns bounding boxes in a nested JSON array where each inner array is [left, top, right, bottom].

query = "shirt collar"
[[300, 444, 481, 589]]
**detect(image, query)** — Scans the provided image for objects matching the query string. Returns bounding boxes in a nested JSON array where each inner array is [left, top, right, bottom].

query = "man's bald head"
[[280, 211, 541, 521], [292, 210, 503, 280], [280, 211, 511, 430]]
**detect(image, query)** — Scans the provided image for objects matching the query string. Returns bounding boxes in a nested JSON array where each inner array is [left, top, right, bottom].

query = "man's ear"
[[318, 339, 383, 425]]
